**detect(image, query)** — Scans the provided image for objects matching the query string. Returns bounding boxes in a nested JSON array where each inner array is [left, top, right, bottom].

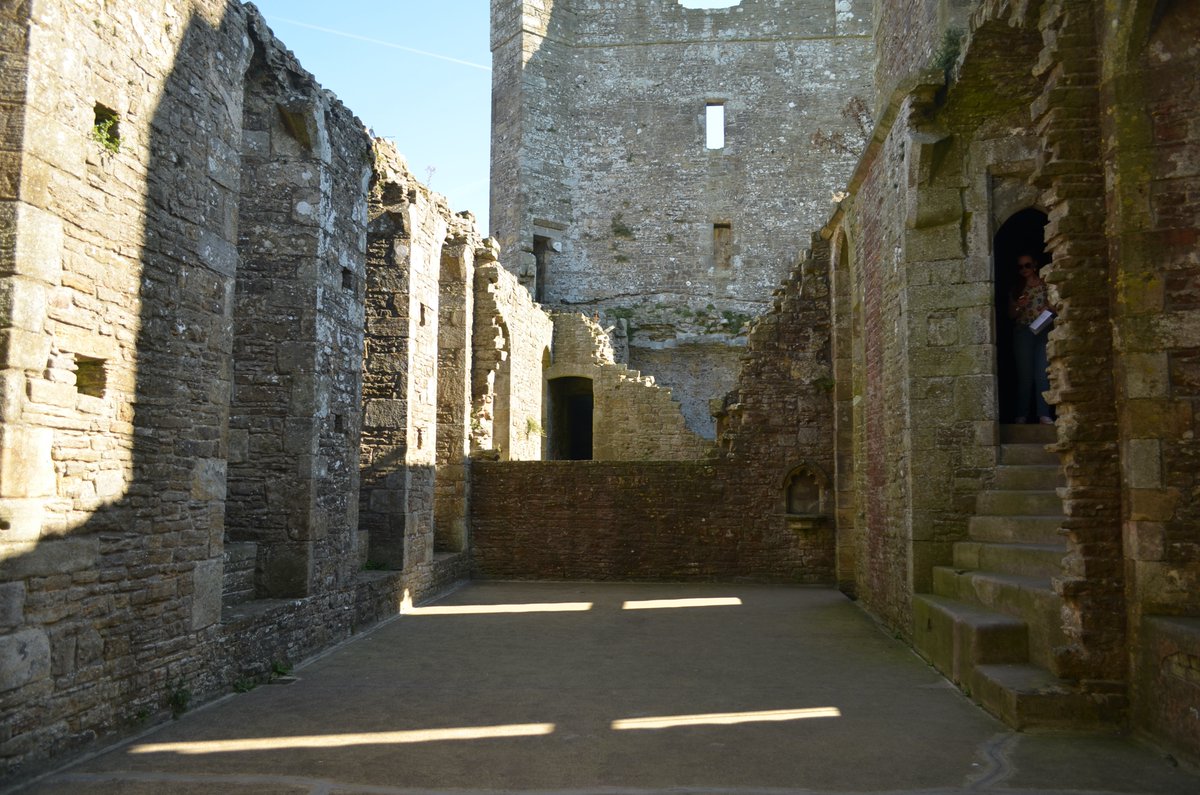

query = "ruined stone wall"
[[471, 256, 555, 461], [226, 12, 372, 599], [838, 98, 913, 628], [546, 313, 710, 461], [827, 0, 1199, 762], [491, 0, 873, 437], [433, 226, 479, 554], [471, 234, 839, 581], [0, 3, 417, 782], [361, 141, 447, 576], [872, 0, 974, 113]]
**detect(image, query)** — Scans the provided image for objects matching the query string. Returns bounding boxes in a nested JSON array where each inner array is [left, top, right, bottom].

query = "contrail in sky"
[[266, 16, 491, 72]]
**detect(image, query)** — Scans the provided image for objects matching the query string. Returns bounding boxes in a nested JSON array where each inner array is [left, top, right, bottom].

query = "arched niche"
[[781, 463, 830, 531]]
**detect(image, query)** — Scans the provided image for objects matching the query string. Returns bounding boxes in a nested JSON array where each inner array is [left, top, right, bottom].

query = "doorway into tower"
[[993, 207, 1052, 424], [547, 376, 593, 460]]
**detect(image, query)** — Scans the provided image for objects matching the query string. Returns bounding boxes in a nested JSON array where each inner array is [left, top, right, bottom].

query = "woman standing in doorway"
[[1008, 253, 1054, 424]]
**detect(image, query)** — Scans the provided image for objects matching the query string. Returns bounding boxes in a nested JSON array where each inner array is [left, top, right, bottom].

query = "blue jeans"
[[1013, 326, 1050, 419]]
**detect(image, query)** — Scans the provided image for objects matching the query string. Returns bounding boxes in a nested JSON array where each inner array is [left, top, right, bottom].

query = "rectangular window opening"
[[705, 103, 725, 150], [713, 223, 733, 269], [92, 103, 120, 153], [75, 355, 107, 398], [341, 268, 353, 290]]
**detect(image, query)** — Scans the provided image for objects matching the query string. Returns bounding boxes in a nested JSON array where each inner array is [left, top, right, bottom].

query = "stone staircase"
[[913, 424, 1113, 729]]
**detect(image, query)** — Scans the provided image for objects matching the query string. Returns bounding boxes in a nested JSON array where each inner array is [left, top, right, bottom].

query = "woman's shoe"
[[1038, 416, 1054, 425]]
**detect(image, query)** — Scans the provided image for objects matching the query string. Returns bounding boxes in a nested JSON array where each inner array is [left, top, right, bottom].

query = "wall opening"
[[91, 103, 120, 152], [74, 355, 106, 398], [533, 235, 552, 303], [993, 207, 1050, 424], [705, 103, 725, 150], [679, 1, 742, 10], [495, 321, 512, 459], [548, 377, 593, 460], [713, 222, 733, 269]]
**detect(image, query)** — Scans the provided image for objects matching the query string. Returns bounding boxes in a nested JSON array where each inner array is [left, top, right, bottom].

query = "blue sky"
[[251, 1, 493, 231]]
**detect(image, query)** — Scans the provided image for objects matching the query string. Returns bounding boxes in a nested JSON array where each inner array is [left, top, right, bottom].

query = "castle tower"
[[490, 0, 873, 435]]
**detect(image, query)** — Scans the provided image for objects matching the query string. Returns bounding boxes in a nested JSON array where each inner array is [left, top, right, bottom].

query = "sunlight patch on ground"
[[129, 723, 557, 755], [621, 597, 743, 610], [611, 707, 841, 730], [403, 602, 594, 615]]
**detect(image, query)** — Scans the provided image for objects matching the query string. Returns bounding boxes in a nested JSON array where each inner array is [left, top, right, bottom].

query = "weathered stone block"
[[0, 424, 53, 498], [5, 202, 63, 284], [1125, 438, 1162, 489], [0, 581, 25, 629], [0, 537, 98, 578], [365, 399, 406, 429], [0, 627, 49, 692], [0, 497, 45, 542], [0, 328, 51, 372], [0, 276, 46, 333], [191, 558, 222, 631], [190, 458, 227, 501], [905, 224, 965, 261]]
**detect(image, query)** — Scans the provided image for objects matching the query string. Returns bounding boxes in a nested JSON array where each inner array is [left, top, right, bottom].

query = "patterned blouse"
[[1015, 283, 1050, 326]]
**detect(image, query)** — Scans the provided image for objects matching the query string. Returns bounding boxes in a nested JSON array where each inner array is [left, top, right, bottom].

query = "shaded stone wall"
[[1101, 0, 1200, 760], [0, 4, 412, 782], [225, 12, 371, 598], [491, 0, 873, 437], [471, 459, 834, 582], [360, 142, 447, 575]]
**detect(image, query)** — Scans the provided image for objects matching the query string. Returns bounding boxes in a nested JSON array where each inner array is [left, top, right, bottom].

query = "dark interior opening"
[[994, 207, 1050, 424], [533, 235, 551, 303], [548, 376, 593, 460]]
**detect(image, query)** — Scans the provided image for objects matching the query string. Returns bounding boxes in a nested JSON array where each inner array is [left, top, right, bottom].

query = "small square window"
[[92, 104, 120, 153], [75, 355, 106, 398]]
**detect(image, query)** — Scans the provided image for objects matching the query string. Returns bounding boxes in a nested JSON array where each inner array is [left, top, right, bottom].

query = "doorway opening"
[[993, 207, 1050, 424], [548, 377, 593, 460]]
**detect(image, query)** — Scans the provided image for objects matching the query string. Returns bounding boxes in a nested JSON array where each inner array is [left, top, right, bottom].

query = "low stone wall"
[[470, 460, 834, 582]]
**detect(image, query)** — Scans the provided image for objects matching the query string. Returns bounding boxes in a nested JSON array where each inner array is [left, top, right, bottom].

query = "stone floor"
[[19, 582, 1200, 794]]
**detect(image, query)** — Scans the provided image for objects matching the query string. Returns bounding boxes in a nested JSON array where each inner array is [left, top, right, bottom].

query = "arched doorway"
[[993, 208, 1050, 424]]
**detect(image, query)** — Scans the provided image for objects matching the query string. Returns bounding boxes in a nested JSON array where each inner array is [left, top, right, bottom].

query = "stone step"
[[969, 514, 1063, 544], [977, 489, 1062, 516], [994, 464, 1064, 491], [969, 663, 1123, 730], [912, 595, 1029, 685], [999, 423, 1056, 445], [931, 568, 1066, 671], [1000, 442, 1058, 466], [953, 541, 1065, 579]]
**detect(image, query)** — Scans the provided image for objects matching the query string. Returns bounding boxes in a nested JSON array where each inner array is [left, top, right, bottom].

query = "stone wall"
[[360, 142, 450, 580], [824, 0, 1200, 764], [490, 0, 873, 437], [471, 459, 834, 582], [472, 233, 837, 581], [0, 4, 441, 782]]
